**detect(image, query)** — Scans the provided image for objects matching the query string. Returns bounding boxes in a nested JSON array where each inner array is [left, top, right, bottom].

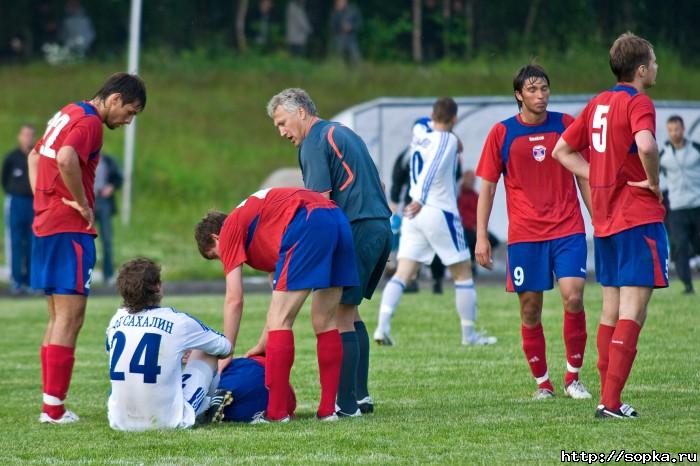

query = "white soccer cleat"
[[620, 403, 639, 418], [462, 330, 497, 346], [532, 388, 555, 400], [564, 380, 592, 399], [250, 411, 290, 424], [39, 410, 80, 424], [373, 328, 395, 346], [316, 413, 340, 422]]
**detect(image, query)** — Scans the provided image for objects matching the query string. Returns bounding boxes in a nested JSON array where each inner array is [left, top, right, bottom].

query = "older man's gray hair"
[[266, 88, 317, 118]]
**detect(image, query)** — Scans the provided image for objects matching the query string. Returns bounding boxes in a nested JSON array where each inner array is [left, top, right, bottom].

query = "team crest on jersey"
[[532, 144, 546, 162]]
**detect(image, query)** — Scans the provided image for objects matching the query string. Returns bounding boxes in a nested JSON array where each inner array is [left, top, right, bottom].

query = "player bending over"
[[475, 64, 593, 400], [553, 32, 667, 419], [374, 98, 496, 346], [106, 258, 232, 431], [195, 187, 359, 423]]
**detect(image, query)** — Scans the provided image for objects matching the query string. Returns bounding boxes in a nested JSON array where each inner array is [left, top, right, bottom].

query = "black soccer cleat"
[[201, 389, 233, 424], [357, 396, 374, 414], [595, 403, 638, 419]]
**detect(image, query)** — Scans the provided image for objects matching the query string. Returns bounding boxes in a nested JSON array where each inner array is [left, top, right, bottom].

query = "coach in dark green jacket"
[[267, 88, 392, 417]]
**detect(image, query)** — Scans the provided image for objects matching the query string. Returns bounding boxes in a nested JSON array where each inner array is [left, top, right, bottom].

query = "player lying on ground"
[[553, 32, 667, 419], [215, 355, 296, 423], [475, 64, 593, 400], [106, 258, 232, 431], [374, 98, 496, 346], [195, 187, 359, 423], [30, 72, 146, 424]]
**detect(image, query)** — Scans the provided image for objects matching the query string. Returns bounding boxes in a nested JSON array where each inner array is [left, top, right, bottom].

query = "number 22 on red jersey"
[[39, 111, 71, 159]]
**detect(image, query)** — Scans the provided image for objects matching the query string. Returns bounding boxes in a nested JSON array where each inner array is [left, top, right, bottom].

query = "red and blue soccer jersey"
[[561, 84, 665, 237], [219, 188, 337, 274], [33, 101, 103, 237], [476, 111, 585, 245]]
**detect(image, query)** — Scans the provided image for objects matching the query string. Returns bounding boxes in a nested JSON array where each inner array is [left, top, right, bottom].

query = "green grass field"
[[2, 52, 700, 279], [1, 280, 697, 464]]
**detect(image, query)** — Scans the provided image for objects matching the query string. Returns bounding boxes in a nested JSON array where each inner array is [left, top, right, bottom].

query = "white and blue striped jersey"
[[106, 306, 231, 431], [408, 119, 461, 215]]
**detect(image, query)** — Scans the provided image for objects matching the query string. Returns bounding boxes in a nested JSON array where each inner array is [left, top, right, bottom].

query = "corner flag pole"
[[122, 0, 142, 225]]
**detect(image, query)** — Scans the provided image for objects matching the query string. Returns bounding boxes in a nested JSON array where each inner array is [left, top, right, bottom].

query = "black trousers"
[[668, 206, 700, 290]]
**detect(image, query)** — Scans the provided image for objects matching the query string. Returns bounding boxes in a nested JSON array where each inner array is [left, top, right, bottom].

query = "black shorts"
[[341, 218, 392, 306]]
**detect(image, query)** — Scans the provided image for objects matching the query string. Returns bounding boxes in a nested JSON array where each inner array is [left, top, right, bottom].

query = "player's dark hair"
[[116, 257, 162, 313], [667, 115, 684, 127], [609, 32, 653, 83], [94, 72, 147, 110], [432, 98, 458, 124], [513, 64, 550, 110], [195, 210, 229, 259]]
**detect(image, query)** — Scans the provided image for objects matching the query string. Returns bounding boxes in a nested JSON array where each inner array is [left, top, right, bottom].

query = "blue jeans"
[[8, 195, 34, 289]]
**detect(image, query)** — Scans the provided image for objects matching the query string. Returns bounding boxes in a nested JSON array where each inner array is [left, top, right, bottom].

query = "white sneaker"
[[316, 413, 339, 422], [620, 403, 639, 418], [463, 330, 497, 346], [373, 328, 394, 346], [564, 380, 592, 399], [39, 410, 80, 424], [532, 388, 555, 400], [250, 411, 290, 424], [335, 403, 362, 418]]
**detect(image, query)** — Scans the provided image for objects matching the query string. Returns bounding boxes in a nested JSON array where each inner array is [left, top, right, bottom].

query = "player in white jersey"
[[106, 258, 232, 431], [373, 98, 496, 346]]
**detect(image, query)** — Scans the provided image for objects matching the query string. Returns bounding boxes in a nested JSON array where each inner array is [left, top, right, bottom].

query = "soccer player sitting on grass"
[[475, 64, 593, 401], [106, 257, 233, 431], [195, 187, 359, 423]]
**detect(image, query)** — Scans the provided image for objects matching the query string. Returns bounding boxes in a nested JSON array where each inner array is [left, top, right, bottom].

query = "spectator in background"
[[286, 0, 312, 57], [2, 124, 35, 294], [331, 0, 362, 65], [457, 169, 500, 275], [659, 115, 700, 294], [59, 0, 95, 59], [94, 154, 123, 286], [251, 0, 274, 50]]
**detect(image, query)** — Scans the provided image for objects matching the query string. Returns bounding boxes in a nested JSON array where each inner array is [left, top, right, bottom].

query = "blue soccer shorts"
[[506, 233, 587, 293], [272, 207, 360, 291], [594, 222, 669, 288], [31, 232, 96, 295]]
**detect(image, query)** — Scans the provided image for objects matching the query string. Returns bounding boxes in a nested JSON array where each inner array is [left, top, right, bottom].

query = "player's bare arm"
[[475, 179, 497, 269], [575, 175, 593, 216], [221, 266, 244, 372], [627, 129, 662, 201], [56, 145, 94, 230], [552, 137, 590, 179], [245, 323, 268, 358], [27, 148, 39, 194]]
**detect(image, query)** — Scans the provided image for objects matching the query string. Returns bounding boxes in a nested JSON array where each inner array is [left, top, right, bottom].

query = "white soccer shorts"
[[397, 205, 470, 266]]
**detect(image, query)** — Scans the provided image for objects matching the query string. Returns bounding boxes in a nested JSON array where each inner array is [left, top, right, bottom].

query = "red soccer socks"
[[596, 323, 615, 396], [265, 330, 295, 421], [521, 323, 553, 392], [42, 345, 75, 419], [601, 319, 641, 411], [316, 329, 343, 418], [563, 310, 587, 386]]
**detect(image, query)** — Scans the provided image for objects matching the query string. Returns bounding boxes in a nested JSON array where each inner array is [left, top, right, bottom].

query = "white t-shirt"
[[408, 120, 461, 215], [106, 306, 231, 431]]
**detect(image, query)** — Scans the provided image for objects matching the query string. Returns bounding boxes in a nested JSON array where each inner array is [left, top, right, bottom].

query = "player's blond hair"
[[267, 88, 317, 117]]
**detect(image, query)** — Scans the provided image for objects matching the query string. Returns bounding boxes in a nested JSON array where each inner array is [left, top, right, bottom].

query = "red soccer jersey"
[[561, 84, 665, 237], [218, 188, 336, 275], [32, 101, 103, 237], [476, 111, 585, 245]]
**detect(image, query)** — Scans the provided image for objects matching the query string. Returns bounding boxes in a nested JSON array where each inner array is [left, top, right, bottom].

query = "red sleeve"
[[561, 104, 591, 152], [220, 215, 248, 275], [62, 117, 102, 162], [629, 94, 656, 136], [475, 123, 506, 183], [562, 113, 590, 161]]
